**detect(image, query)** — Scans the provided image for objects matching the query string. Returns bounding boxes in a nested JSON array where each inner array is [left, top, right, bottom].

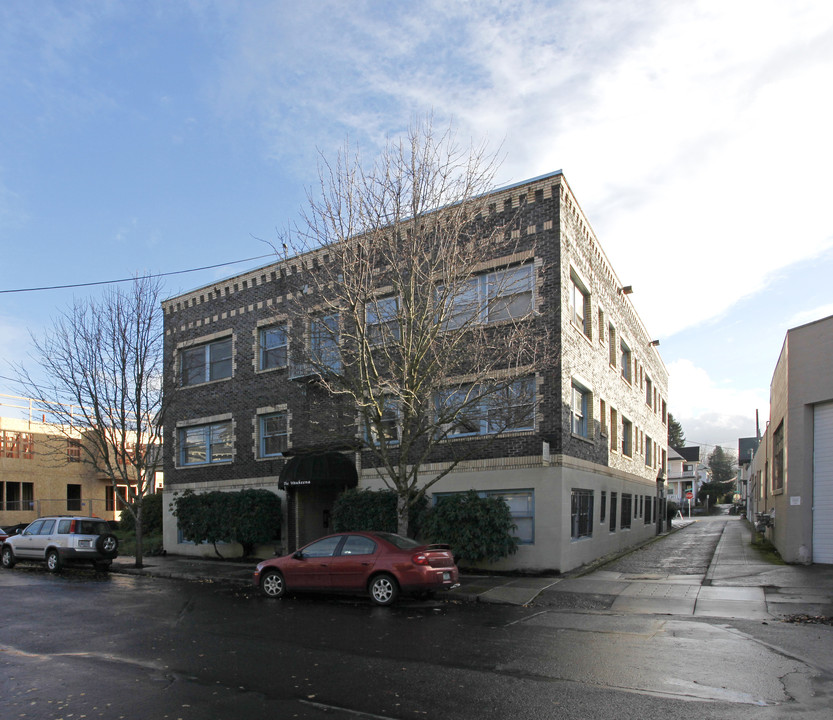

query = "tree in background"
[[17, 276, 169, 568], [667, 413, 686, 450], [281, 117, 554, 537], [699, 446, 738, 506], [708, 445, 737, 484]]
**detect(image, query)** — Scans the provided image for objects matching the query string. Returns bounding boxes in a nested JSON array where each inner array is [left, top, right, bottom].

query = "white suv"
[[1, 516, 119, 572]]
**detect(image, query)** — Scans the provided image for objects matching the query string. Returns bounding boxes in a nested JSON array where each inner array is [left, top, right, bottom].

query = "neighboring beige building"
[[1, 404, 163, 526], [749, 314, 833, 564], [0, 416, 116, 525]]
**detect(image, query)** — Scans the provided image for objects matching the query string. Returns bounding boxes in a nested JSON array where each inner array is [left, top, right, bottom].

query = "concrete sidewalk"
[[112, 519, 833, 619], [533, 519, 833, 620]]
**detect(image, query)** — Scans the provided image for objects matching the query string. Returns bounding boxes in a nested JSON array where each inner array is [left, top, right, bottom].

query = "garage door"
[[813, 402, 833, 564]]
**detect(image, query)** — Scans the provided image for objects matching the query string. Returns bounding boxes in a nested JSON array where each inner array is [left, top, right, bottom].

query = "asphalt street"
[[2, 536, 833, 720]]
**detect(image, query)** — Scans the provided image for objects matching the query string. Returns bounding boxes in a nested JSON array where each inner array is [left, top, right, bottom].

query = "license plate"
[[443, 572, 451, 581]]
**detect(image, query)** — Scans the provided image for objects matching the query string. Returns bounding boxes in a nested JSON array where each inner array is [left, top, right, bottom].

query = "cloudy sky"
[[1, 0, 832, 453]]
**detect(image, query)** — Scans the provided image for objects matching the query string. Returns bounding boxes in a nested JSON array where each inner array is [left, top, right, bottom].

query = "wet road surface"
[[2, 554, 832, 720]]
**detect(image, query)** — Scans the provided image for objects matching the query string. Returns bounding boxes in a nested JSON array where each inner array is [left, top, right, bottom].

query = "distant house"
[[749, 314, 833, 564], [665, 446, 704, 506]]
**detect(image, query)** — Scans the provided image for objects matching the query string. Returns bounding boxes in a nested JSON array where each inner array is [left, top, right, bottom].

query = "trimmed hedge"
[[170, 488, 281, 558], [423, 490, 518, 565], [332, 488, 427, 536], [118, 492, 164, 535]]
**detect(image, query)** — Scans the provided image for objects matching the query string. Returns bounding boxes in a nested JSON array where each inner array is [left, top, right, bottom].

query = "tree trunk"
[[396, 491, 410, 537], [134, 503, 144, 569]]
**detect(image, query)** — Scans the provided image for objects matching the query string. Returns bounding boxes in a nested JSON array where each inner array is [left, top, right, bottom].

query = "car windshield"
[[372, 532, 422, 550]]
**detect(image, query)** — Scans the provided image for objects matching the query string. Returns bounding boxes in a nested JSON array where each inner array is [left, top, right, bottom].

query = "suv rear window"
[[76, 520, 109, 535]]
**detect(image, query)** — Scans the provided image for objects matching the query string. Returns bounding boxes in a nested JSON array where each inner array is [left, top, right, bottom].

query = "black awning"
[[278, 451, 359, 490]]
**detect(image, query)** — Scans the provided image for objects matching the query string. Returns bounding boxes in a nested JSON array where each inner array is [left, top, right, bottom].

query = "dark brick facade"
[[163, 171, 667, 489]]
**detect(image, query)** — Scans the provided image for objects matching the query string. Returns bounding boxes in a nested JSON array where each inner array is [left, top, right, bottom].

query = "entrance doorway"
[[279, 451, 359, 551]]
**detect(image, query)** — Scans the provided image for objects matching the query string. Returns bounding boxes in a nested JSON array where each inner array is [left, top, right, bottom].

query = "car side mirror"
[[292, 550, 304, 560]]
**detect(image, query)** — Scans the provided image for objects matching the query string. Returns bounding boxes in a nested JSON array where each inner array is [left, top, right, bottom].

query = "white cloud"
[[667, 358, 768, 447], [787, 304, 833, 329]]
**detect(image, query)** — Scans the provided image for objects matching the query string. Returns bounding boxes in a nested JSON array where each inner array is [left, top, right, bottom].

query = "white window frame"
[[436, 377, 536, 438], [441, 263, 534, 329], [569, 271, 590, 337], [259, 412, 288, 457], [181, 337, 233, 386], [259, 325, 288, 370], [571, 383, 590, 438], [179, 420, 233, 466], [365, 296, 400, 345]]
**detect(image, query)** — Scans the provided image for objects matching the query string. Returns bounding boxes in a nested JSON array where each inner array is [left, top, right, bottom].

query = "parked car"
[[1, 516, 119, 572], [254, 531, 460, 606]]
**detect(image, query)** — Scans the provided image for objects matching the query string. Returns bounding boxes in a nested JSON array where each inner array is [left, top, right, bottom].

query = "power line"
[[0, 253, 276, 294]]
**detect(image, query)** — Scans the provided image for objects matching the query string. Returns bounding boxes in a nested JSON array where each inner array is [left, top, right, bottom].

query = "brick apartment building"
[[161, 170, 669, 573]]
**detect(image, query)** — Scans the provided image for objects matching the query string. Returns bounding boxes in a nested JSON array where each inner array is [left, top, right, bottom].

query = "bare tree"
[[282, 118, 554, 535], [17, 276, 169, 567]]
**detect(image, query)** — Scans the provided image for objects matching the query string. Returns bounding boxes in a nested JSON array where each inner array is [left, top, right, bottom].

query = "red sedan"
[[253, 531, 460, 606]]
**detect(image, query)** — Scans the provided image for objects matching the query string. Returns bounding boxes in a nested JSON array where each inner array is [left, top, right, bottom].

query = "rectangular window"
[[66, 438, 81, 462], [437, 378, 535, 438], [179, 421, 233, 465], [571, 383, 589, 437], [645, 436, 653, 467], [621, 493, 632, 529], [487, 265, 534, 322], [773, 421, 784, 492], [366, 296, 400, 345], [608, 324, 616, 365], [620, 340, 632, 383], [622, 417, 633, 457], [434, 489, 534, 544], [610, 492, 618, 532], [600, 490, 607, 523], [181, 337, 232, 386], [368, 397, 400, 445], [571, 489, 594, 539], [610, 408, 618, 452], [645, 496, 653, 525], [598, 309, 605, 343], [443, 278, 479, 330], [67, 484, 82, 512], [260, 413, 288, 457], [646, 376, 653, 406], [310, 314, 341, 373], [259, 326, 287, 370], [600, 400, 607, 436], [2, 431, 19, 458], [569, 273, 590, 337], [442, 264, 533, 329]]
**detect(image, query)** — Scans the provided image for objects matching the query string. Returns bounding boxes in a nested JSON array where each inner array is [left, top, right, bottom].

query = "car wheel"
[[1, 546, 15, 569], [260, 569, 286, 598], [96, 534, 119, 558], [93, 561, 112, 572], [46, 550, 63, 573], [369, 573, 399, 606]]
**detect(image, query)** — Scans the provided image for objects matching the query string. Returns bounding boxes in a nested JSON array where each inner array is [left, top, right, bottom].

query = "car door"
[[12, 520, 45, 558], [282, 535, 343, 590], [30, 519, 56, 559], [329, 535, 378, 590]]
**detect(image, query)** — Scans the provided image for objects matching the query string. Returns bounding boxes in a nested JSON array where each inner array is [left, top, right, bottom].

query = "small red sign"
[[685, 491, 694, 499]]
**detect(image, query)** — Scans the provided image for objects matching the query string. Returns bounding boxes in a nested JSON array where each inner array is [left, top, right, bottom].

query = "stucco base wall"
[[361, 454, 660, 574]]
